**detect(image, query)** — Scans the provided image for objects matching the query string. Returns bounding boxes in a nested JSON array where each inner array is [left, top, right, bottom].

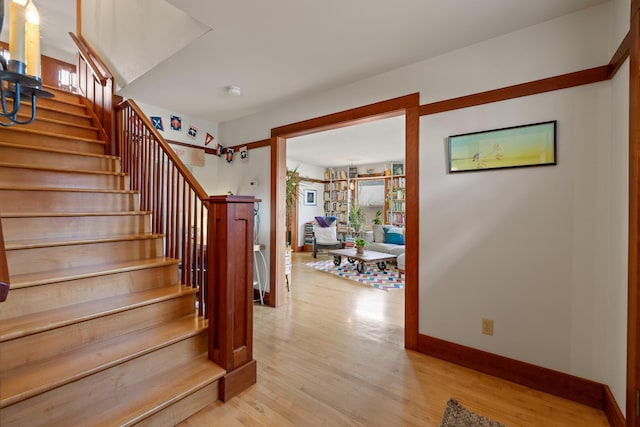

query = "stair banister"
[[69, 32, 115, 154], [115, 100, 256, 397], [70, 21, 256, 396], [0, 219, 9, 302]]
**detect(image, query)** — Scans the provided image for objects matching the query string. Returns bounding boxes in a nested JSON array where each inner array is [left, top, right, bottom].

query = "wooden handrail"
[[69, 32, 111, 85], [0, 218, 10, 302], [121, 99, 209, 200], [115, 100, 209, 307], [77, 20, 255, 391], [115, 101, 256, 389], [70, 31, 115, 154]]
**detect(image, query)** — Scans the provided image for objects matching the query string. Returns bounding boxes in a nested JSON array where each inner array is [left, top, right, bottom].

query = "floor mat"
[[306, 258, 404, 291]]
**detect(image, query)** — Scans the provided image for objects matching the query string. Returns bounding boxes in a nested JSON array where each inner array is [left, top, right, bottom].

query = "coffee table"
[[327, 248, 398, 274]]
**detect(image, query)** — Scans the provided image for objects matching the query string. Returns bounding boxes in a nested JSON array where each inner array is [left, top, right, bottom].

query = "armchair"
[[312, 224, 341, 258]]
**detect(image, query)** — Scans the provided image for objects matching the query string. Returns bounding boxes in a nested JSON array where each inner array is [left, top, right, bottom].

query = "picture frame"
[[392, 162, 404, 175], [448, 121, 557, 173], [304, 189, 317, 206]]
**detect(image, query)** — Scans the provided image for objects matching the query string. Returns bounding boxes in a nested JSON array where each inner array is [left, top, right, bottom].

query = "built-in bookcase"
[[386, 163, 406, 227]]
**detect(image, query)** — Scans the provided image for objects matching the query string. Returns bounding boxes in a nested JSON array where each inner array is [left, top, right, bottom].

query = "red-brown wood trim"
[[419, 66, 609, 116], [300, 177, 324, 184], [76, 0, 82, 36], [69, 32, 111, 85], [272, 94, 417, 138], [207, 196, 256, 374], [404, 103, 419, 351], [205, 138, 271, 156], [609, 31, 631, 79], [269, 136, 287, 307], [418, 334, 605, 409], [629, 3, 640, 424], [220, 359, 257, 402], [604, 385, 626, 427], [271, 93, 420, 348], [78, 97, 109, 143]]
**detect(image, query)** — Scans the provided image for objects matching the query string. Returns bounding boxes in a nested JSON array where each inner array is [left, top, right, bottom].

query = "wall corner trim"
[[417, 334, 605, 410]]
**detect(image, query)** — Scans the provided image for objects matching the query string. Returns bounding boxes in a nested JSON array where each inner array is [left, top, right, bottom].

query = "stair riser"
[[0, 145, 118, 172], [133, 381, 219, 427], [0, 293, 197, 372], [29, 88, 82, 104], [20, 118, 99, 139], [3, 214, 151, 242], [0, 129, 104, 154], [7, 237, 164, 276], [0, 263, 179, 321], [0, 166, 128, 190], [1, 334, 208, 426], [0, 189, 139, 213], [18, 97, 87, 115], [32, 107, 92, 126]]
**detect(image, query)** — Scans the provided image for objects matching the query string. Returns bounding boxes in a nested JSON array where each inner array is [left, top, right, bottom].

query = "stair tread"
[[15, 112, 100, 131], [5, 233, 164, 250], [0, 185, 137, 194], [9, 257, 180, 289], [0, 141, 118, 159], [0, 162, 127, 176], [0, 125, 105, 144], [66, 355, 224, 427], [1, 315, 208, 408], [0, 284, 196, 342], [20, 91, 84, 108], [1, 211, 151, 218]]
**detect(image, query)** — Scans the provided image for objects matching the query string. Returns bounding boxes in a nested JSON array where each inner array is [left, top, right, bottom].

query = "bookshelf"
[[323, 167, 353, 227], [303, 222, 314, 252], [386, 163, 406, 227]]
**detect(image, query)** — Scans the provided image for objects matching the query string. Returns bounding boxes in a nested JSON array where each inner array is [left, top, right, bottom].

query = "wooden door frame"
[[629, 1, 640, 424], [268, 93, 420, 349]]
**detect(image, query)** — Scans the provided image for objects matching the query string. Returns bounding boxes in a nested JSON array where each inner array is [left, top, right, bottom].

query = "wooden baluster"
[[207, 195, 257, 401], [0, 218, 9, 302]]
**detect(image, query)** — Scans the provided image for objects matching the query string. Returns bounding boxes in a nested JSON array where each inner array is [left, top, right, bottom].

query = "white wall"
[[605, 0, 630, 412], [420, 83, 611, 378], [81, 0, 209, 88], [137, 102, 218, 148], [192, 147, 272, 267], [217, 1, 629, 410]]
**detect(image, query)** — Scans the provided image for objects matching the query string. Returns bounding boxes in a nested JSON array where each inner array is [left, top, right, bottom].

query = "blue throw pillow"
[[383, 226, 405, 245]]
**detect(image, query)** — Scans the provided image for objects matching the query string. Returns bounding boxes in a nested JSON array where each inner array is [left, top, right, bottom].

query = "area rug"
[[440, 398, 507, 427], [306, 258, 404, 291]]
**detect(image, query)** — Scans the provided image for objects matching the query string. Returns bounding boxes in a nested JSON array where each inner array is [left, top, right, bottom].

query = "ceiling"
[[8, 0, 609, 167]]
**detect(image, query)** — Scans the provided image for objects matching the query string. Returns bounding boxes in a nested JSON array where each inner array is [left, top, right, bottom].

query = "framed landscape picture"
[[448, 121, 557, 173]]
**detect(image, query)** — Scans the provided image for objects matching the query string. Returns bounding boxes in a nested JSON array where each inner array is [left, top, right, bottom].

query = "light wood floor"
[[179, 252, 610, 426]]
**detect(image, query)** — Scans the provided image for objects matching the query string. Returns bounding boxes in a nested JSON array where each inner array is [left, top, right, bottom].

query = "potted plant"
[[372, 210, 382, 225], [349, 200, 365, 237], [285, 165, 301, 246], [354, 237, 367, 255]]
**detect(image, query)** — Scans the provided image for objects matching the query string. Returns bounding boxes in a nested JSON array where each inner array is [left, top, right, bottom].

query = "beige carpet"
[[440, 398, 507, 427]]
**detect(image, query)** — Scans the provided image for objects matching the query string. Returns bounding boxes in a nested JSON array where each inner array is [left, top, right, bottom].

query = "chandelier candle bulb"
[[25, 0, 40, 78], [9, 0, 27, 64]]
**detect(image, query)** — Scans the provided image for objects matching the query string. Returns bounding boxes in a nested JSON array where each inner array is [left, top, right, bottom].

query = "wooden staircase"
[[0, 87, 225, 426]]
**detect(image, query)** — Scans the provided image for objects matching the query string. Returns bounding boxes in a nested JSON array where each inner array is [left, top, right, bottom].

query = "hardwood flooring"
[[180, 252, 610, 426]]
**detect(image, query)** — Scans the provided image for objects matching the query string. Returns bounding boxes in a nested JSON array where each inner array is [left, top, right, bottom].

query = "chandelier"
[[0, 0, 53, 126]]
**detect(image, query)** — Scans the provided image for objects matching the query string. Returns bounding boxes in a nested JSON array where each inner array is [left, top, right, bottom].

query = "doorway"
[[268, 93, 420, 349]]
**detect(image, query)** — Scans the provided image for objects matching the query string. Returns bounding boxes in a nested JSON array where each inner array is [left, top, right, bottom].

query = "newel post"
[[207, 195, 257, 401]]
